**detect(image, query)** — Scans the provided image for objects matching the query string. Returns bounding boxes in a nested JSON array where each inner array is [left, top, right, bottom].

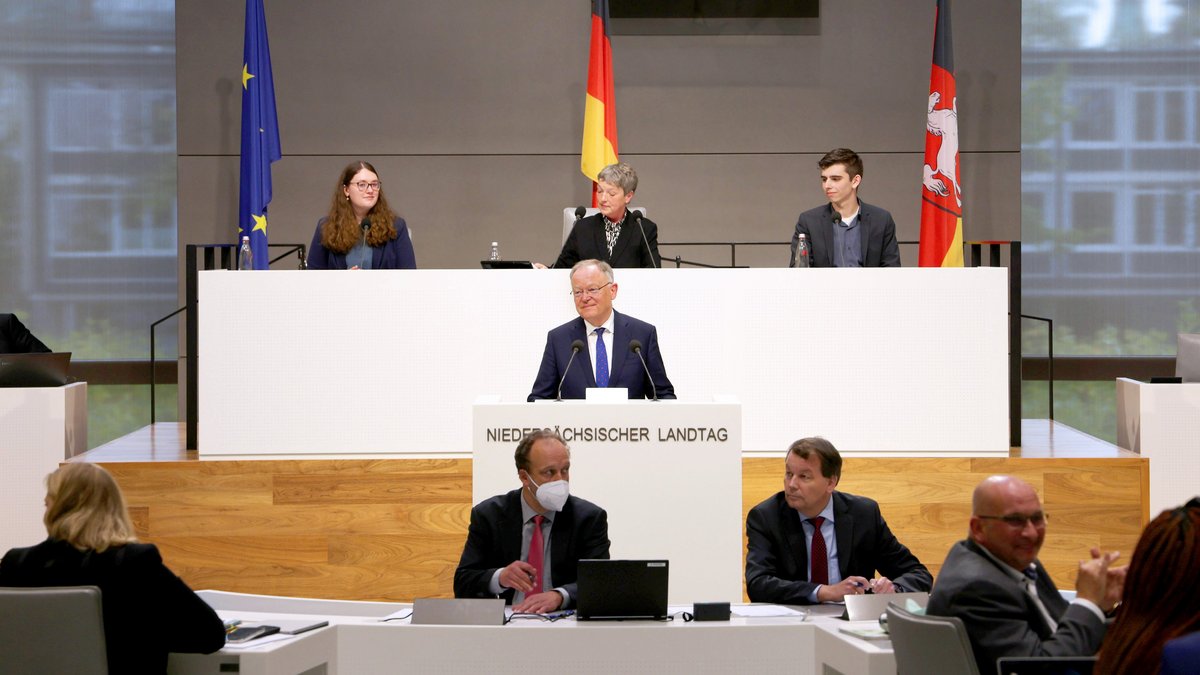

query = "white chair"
[[887, 603, 980, 675], [0, 585, 108, 674]]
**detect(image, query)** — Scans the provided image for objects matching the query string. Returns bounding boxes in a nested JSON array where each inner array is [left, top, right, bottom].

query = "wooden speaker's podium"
[[0, 382, 87, 550], [472, 396, 742, 603]]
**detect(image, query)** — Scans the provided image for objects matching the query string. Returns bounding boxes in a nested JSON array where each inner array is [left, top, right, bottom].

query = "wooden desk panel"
[[88, 448, 1146, 602]]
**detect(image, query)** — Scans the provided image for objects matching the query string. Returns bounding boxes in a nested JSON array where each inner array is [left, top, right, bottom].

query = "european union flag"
[[238, 0, 281, 270]]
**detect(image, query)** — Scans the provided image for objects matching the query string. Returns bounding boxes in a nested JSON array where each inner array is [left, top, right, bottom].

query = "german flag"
[[581, 0, 618, 200], [918, 0, 964, 267]]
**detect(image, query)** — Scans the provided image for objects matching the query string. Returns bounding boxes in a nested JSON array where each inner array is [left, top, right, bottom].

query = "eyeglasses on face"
[[978, 512, 1048, 528], [351, 181, 381, 192], [570, 282, 612, 299]]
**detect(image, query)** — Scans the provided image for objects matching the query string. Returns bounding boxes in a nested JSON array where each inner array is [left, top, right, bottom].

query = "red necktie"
[[528, 515, 545, 593], [808, 516, 828, 586]]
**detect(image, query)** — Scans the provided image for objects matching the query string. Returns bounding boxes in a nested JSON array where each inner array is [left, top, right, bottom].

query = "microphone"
[[631, 211, 658, 269], [629, 339, 658, 401], [361, 218, 371, 235], [574, 206, 586, 221], [556, 339, 586, 401]]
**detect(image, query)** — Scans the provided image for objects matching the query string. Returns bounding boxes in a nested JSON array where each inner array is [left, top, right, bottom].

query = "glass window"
[[1069, 88, 1116, 142]]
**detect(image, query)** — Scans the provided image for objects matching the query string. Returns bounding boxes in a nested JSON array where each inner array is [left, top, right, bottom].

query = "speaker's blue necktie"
[[593, 327, 609, 387]]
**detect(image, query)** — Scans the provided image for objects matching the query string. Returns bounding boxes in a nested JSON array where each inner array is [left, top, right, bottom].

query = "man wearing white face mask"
[[454, 430, 611, 613]]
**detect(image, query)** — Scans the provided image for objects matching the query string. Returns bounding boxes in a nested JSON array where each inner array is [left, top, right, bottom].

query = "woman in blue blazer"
[[308, 160, 417, 269]]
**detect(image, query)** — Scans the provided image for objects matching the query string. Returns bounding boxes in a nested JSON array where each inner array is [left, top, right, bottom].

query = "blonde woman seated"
[[0, 463, 225, 673]]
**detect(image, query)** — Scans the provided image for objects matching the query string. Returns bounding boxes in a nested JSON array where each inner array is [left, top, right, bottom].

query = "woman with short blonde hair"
[[1, 463, 225, 673], [43, 462, 138, 552]]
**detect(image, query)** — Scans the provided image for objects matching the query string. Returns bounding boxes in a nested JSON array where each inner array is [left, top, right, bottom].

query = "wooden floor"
[[72, 421, 1148, 602]]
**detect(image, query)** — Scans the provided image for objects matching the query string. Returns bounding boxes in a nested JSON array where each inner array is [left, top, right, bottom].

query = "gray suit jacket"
[[927, 539, 1107, 674]]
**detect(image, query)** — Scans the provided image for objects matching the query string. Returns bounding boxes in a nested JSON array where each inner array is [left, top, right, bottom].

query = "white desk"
[[171, 591, 895, 675], [0, 382, 87, 551], [1116, 378, 1200, 516], [199, 268, 1008, 457]]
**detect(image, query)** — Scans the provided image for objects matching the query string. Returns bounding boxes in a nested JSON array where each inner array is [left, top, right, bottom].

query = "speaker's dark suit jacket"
[[927, 538, 1107, 674], [0, 313, 51, 353], [527, 310, 675, 401], [453, 489, 610, 606], [0, 539, 226, 674], [789, 200, 901, 267], [554, 212, 661, 269], [745, 491, 931, 605]]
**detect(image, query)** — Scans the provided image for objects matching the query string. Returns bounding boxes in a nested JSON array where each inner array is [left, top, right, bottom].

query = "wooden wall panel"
[[102, 455, 1147, 603]]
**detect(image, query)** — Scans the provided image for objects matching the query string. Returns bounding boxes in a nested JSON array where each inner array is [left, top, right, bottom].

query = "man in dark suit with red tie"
[[454, 430, 611, 614], [745, 437, 931, 604], [0, 313, 51, 353]]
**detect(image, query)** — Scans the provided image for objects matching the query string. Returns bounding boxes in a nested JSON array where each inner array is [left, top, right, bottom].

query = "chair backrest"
[[887, 603, 980, 675], [561, 207, 648, 245], [0, 585, 108, 675]]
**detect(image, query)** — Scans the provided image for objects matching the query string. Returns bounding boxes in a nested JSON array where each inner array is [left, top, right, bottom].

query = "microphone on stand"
[[629, 339, 658, 401], [556, 339, 586, 401], [631, 211, 658, 269]]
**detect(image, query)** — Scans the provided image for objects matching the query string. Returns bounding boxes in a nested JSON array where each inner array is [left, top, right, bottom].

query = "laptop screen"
[[576, 559, 668, 620]]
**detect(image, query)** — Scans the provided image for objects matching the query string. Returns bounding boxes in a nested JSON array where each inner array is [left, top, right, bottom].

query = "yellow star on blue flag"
[[238, 0, 281, 270]]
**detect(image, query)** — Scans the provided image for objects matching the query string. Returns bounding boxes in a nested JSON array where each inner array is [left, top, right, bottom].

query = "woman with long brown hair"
[[1095, 498, 1200, 675], [0, 463, 226, 673], [308, 160, 417, 269]]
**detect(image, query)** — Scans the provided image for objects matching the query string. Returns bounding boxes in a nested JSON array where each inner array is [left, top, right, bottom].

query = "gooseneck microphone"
[[631, 211, 658, 269], [574, 206, 587, 221], [556, 339, 586, 401], [629, 339, 658, 401]]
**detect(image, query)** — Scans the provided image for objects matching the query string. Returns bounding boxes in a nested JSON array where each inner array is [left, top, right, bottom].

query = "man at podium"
[[454, 430, 610, 613], [527, 259, 675, 401]]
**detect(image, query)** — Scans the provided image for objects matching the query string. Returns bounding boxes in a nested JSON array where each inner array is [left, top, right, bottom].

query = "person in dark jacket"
[[0, 463, 226, 674]]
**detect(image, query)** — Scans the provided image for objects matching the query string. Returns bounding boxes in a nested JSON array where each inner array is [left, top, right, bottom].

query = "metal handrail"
[[146, 243, 306, 433]]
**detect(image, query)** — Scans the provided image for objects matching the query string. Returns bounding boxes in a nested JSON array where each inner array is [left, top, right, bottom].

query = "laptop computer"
[[0, 352, 72, 388], [840, 591, 929, 620], [576, 559, 669, 620], [480, 260, 534, 269], [411, 598, 505, 626], [996, 656, 1096, 675]]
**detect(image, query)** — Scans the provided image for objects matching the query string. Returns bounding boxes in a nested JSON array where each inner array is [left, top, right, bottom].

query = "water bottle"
[[238, 235, 254, 270], [794, 233, 810, 268], [489, 241, 500, 261]]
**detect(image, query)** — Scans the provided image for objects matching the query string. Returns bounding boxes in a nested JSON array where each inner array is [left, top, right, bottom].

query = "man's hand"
[[1075, 548, 1121, 611], [513, 591, 563, 614], [868, 577, 896, 594], [498, 561, 538, 594], [816, 576, 871, 602]]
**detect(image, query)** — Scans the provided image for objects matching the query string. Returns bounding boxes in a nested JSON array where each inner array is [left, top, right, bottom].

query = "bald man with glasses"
[[527, 259, 674, 401], [927, 475, 1127, 674]]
